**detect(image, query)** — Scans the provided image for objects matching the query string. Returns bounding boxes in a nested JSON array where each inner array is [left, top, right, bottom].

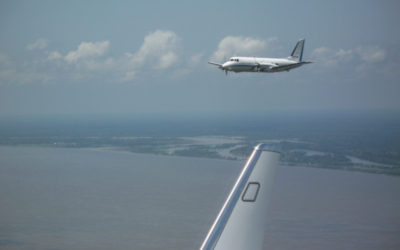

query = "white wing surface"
[[200, 144, 280, 250]]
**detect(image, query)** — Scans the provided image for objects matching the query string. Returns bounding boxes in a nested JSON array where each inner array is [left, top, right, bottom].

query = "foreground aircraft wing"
[[200, 143, 280, 250], [208, 61, 223, 67], [270, 61, 313, 71]]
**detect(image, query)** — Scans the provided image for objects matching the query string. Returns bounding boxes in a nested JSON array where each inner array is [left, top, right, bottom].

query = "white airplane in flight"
[[200, 143, 280, 250], [208, 39, 313, 75]]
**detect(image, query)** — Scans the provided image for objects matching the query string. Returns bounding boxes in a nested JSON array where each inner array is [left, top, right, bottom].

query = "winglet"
[[200, 144, 280, 250]]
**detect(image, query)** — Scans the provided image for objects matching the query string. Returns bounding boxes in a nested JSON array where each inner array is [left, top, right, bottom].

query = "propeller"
[[219, 67, 228, 76], [224, 55, 228, 76], [252, 56, 261, 75], [219, 66, 228, 76]]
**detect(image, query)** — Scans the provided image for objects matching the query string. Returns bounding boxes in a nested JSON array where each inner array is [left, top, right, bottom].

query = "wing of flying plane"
[[208, 62, 223, 67], [200, 143, 280, 250], [269, 60, 314, 71]]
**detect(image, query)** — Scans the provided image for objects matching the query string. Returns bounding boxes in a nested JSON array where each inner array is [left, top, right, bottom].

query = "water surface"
[[0, 146, 399, 250]]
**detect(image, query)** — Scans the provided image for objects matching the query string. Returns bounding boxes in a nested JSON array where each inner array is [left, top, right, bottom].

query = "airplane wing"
[[269, 61, 313, 71], [208, 61, 223, 67], [200, 143, 280, 250]]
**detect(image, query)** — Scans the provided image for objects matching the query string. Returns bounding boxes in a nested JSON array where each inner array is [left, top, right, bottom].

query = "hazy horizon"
[[1, 1, 400, 115]]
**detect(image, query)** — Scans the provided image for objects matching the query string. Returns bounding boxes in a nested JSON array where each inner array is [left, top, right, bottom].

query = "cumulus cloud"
[[1, 40, 114, 84], [125, 30, 181, 69], [5, 31, 317, 84], [34, 30, 182, 82], [0, 62, 54, 85], [156, 51, 178, 69], [80, 58, 117, 72], [47, 51, 62, 60], [24, 30, 183, 83], [65, 41, 110, 63], [189, 53, 204, 66], [356, 46, 386, 63], [310, 44, 392, 75], [210, 36, 274, 62], [26, 38, 49, 50], [311, 47, 353, 67], [311, 45, 387, 69]]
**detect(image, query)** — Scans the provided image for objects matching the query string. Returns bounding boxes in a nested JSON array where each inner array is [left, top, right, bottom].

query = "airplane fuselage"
[[208, 39, 313, 75], [221, 57, 302, 73]]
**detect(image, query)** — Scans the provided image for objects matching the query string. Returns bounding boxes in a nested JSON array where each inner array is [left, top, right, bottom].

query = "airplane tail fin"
[[288, 39, 305, 62], [200, 144, 280, 250]]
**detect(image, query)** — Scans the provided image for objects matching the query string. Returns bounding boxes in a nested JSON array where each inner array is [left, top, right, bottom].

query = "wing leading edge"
[[208, 62, 223, 67], [200, 143, 280, 250], [269, 60, 313, 71]]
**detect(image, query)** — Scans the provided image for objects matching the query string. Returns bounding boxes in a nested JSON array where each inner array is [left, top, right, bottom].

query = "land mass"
[[0, 112, 399, 176]]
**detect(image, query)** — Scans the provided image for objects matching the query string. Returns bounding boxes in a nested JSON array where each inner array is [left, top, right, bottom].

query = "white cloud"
[[0, 65, 54, 85], [5, 32, 318, 85], [37, 30, 181, 82], [126, 30, 181, 69], [356, 46, 386, 63], [311, 45, 387, 69], [189, 53, 204, 66], [47, 51, 62, 60], [210, 36, 273, 62], [311, 47, 353, 67], [310, 44, 392, 76], [26, 38, 49, 50], [3, 32, 185, 84], [156, 51, 178, 69], [80, 58, 117, 72], [120, 71, 136, 82], [65, 41, 110, 63]]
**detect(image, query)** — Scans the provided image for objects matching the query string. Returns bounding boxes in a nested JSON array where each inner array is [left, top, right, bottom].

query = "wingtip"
[[255, 143, 281, 153]]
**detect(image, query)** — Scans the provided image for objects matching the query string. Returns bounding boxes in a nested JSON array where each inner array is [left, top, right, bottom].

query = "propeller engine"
[[251, 56, 261, 74], [218, 55, 228, 76]]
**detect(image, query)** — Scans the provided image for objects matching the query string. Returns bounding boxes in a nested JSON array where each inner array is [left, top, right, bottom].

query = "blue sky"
[[0, 0, 399, 115]]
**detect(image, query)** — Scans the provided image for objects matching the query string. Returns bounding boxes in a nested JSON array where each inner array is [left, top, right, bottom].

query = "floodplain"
[[0, 110, 399, 175]]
